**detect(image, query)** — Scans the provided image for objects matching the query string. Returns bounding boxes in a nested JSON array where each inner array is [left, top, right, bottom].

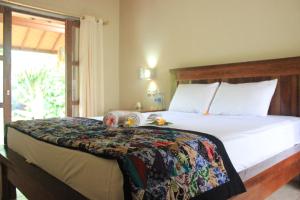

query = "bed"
[[1, 56, 300, 200], [5, 112, 300, 199]]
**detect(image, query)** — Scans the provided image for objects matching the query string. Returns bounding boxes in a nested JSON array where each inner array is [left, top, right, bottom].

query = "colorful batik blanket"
[[7, 117, 245, 200]]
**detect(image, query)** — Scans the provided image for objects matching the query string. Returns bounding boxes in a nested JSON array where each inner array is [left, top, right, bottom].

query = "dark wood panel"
[[171, 57, 300, 80], [0, 163, 16, 199]]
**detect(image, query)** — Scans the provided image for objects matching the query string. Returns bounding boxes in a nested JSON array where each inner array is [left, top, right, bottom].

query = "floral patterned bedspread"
[[7, 117, 245, 200]]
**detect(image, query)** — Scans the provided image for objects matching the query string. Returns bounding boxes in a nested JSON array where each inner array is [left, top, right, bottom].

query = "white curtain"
[[79, 16, 104, 117]]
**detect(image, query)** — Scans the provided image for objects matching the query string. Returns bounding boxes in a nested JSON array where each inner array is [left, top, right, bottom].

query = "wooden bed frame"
[[1, 56, 300, 200]]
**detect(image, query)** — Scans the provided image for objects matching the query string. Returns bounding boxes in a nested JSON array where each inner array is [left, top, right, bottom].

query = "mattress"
[[7, 111, 300, 200]]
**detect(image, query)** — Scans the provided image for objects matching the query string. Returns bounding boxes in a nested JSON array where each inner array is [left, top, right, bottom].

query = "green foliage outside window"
[[12, 66, 65, 120]]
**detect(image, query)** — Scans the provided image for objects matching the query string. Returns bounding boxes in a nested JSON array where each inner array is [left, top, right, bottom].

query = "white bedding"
[[7, 111, 300, 200], [142, 111, 300, 172]]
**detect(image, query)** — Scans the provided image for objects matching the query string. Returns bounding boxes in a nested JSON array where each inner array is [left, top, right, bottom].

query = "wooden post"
[[3, 7, 12, 124], [65, 20, 73, 117]]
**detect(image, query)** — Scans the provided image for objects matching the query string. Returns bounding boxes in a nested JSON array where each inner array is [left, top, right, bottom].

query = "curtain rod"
[[0, 0, 109, 25], [80, 16, 109, 25]]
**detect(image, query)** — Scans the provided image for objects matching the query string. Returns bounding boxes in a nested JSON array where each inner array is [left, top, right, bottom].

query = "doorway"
[[11, 12, 66, 121], [0, 6, 79, 145]]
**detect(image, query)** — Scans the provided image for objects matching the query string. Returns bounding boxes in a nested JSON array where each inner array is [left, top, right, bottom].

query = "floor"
[[16, 179, 300, 200], [16, 190, 27, 200]]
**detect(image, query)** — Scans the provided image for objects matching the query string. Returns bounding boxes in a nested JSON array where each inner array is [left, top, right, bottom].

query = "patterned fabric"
[[7, 118, 245, 200]]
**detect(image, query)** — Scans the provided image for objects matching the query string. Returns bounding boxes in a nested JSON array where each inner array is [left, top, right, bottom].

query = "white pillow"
[[209, 79, 278, 116], [169, 83, 219, 113]]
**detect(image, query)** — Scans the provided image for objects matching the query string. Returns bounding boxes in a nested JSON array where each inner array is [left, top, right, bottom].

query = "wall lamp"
[[139, 67, 156, 80]]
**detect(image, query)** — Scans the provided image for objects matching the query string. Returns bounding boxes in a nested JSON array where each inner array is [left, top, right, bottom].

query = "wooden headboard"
[[170, 57, 300, 117]]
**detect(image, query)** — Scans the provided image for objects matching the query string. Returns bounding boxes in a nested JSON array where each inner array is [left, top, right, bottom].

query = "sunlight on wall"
[[147, 55, 158, 68], [146, 54, 160, 109]]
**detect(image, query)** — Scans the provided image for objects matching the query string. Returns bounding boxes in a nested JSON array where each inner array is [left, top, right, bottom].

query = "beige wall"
[[7, 0, 120, 113], [119, 0, 300, 110], [6, 0, 300, 112]]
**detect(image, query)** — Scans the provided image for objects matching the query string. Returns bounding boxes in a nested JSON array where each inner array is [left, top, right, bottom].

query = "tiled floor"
[[17, 189, 27, 200], [16, 179, 300, 200]]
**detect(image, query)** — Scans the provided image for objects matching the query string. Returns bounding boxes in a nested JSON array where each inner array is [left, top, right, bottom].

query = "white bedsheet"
[[7, 111, 300, 200], [141, 111, 300, 172]]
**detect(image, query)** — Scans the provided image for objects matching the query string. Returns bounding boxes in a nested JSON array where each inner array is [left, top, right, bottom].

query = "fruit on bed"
[[148, 117, 172, 126]]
